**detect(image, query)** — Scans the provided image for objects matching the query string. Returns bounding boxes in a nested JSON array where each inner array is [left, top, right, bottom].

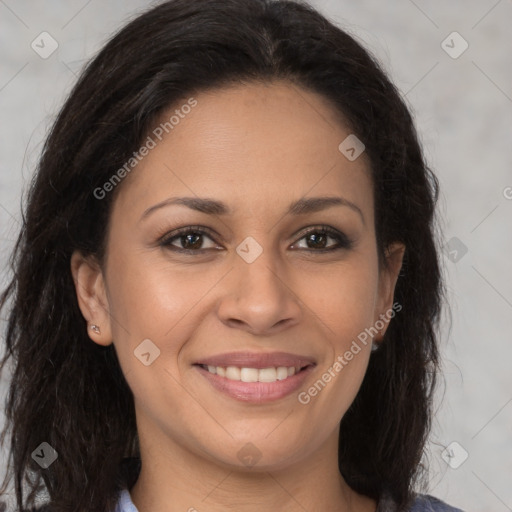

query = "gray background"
[[1, 1, 511, 511]]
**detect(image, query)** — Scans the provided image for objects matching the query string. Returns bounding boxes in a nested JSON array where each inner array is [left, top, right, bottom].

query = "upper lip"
[[194, 351, 316, 369]]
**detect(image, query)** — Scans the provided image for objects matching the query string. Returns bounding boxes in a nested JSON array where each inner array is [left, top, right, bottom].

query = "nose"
[[216, 246, 302, 336]]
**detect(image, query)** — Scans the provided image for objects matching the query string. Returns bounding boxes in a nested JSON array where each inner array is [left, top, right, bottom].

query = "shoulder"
[[409, 493, 465, 512], [377, 489, 465, 512]]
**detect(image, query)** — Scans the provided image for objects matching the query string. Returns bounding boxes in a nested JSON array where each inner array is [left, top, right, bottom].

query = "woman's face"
[[72, 80, 404, 471]]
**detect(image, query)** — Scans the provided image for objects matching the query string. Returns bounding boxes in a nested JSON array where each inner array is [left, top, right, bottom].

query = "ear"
[[374, 242, 405, 340], [70, 250, 113, 346]]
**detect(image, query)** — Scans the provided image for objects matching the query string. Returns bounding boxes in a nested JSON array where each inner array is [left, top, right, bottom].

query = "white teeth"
[[258, 367, 277, 382], [225, 366, 241, 380], [276, 367, 289, 380], [204, 365, 299, 383], [240, 368, 258, 382]]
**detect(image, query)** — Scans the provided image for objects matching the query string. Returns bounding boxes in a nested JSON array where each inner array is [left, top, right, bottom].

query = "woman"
[[0, 0, 464, 511]]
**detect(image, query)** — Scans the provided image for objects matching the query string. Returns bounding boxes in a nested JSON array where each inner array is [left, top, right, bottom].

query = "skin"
[[71, 80, 405, 512]]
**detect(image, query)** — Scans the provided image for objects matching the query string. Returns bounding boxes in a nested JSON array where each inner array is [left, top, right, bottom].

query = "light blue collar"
[[114, 488, 139, 512]]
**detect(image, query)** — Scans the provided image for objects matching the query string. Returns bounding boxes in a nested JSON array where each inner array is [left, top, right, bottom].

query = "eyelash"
[[158, 224, 354, 255]]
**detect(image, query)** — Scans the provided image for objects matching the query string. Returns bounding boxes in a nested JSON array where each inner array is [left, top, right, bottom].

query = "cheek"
[[295, 261, 378, 408], [301, 261, 379, 343], [104, 251, 206, 376], [105, 254, 203, 428], [107, 250, 203, 330], [298, 275, 376, 433]]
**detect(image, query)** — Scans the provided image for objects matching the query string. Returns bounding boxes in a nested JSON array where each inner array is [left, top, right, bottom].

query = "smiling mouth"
[[194, 363, 312, 383]]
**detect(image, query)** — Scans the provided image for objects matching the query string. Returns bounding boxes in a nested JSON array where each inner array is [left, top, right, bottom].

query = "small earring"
[[371, 342, 379, 352], [90, 324, 101, 334]]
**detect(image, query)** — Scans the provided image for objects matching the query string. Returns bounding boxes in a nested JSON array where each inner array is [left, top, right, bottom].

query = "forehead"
[[113, 80, 373, 219]]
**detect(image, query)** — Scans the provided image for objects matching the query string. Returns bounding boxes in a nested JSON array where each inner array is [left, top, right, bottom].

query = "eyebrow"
[[140, 195, 365, 225]]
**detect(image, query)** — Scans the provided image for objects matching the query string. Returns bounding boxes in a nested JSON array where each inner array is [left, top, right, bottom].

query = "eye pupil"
[[307, 233, 327, 249], [182, 233, 202, 249]]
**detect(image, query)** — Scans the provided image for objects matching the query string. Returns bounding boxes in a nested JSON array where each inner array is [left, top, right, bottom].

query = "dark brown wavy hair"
[[0, 0, 446, 510]]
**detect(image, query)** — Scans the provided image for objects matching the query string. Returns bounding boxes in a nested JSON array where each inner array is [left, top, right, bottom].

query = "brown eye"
[[175, 232, 205, 250], [292, 226, 353, 252], [160, 227, 218, 253]]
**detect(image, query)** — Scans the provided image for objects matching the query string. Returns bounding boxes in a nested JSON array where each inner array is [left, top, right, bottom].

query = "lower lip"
[[194, 364, 315, 403]]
